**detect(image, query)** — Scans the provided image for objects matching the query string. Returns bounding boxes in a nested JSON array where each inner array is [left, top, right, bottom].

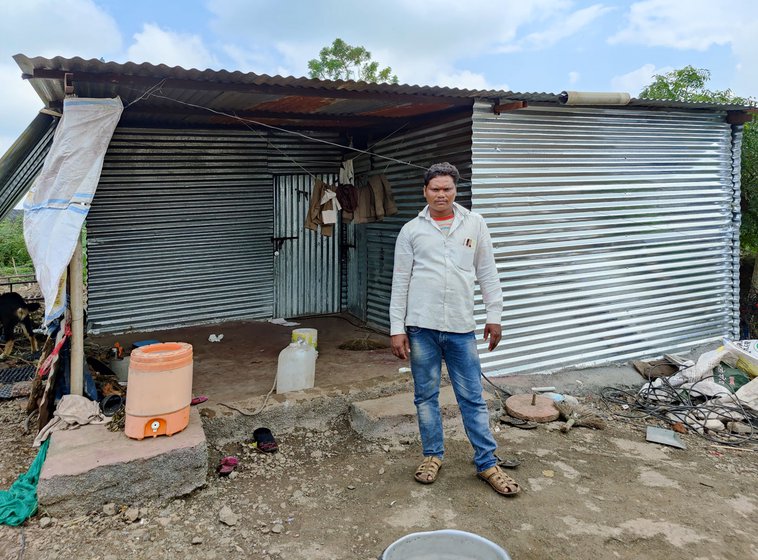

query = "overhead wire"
[[145, 91, 432, 172], [125, 86, 724, 239]]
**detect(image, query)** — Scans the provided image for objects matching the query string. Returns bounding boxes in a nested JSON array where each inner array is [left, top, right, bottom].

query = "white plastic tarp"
[[24, 97, 123, 325]]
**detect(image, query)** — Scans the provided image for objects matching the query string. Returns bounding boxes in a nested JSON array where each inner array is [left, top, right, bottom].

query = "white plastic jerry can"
[[276, 339, 317, 394]]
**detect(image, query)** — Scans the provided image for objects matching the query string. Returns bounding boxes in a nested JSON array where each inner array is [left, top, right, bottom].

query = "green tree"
[[639, 66, 741, 104], [641, 65, 758, 334], [308, 38, 398, 84]]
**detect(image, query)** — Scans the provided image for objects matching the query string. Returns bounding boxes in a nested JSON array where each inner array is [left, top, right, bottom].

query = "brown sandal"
[[414, 456, 442, 484], [478, 465, 520, 496]]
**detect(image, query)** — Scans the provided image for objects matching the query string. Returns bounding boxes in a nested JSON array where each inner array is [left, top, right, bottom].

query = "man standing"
[[389, 162, 520, 496]]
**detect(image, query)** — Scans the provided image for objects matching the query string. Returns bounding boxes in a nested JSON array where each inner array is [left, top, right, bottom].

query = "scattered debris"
[[602, 345, 758, 447], [124, 506, 140, 523], [338, 336, 388, 351], [671, 422, 688, 434], [646, 427, 686, 449], [208, 334, 224, 343], [553, 401, 606, 433], [727, 421, 753, 434], [632, 356, 685, 379], [268, 318, 300, 327], [102, 503, 117, 516], [218, 506, 239, 526], [499, 414, 538, 430]]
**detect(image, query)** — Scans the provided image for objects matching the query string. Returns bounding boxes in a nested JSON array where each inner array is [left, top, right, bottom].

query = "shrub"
[[0, 215, 33, 274]]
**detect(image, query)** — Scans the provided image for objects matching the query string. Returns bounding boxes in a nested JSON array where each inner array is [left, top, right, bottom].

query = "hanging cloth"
[[0, 439, 50, 526], [24, 97, 124, 326], [367, 174, 398, 219], [33, 394, 107, 447], [304, 179, 335, 236], [339, 159, 355, 185], [352, 174, 398, 223], [320, 189, 342, 225]]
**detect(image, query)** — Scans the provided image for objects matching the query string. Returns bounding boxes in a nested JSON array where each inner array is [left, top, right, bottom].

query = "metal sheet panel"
[[363, 116, 473, 330], [730, 125, 743, 335], [86, 127, 340, 333], [0, 114, 57, 219], [471, 101, 738, 374], [344, 156, 372, 320], [273, 173, 340, 318]]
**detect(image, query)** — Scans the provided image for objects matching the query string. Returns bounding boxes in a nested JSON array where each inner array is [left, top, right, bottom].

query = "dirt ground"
[[87, 316, 399, 403], [1, 295, 756, 559], [1, 389, 757, 560]]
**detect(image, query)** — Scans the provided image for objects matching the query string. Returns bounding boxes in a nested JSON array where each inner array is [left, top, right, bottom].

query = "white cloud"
[[431, 69, 508, 92], [0, 0, 123, 60], [126, 23, 219, 70], [206, 0, 572, 83], [0, 64, 45, 157], [608, 0, 737, 50], [221, 44, 271, 74], [729, 19, 758, 99], [501, 4, 613, 52], [568, 71, 580, 85], [610, 0, 758, 98], [610, 63, 673, 96], [0, 0, 122, 156]]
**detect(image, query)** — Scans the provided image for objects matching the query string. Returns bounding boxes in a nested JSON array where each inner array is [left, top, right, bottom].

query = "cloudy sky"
[[1, 0, 756, 156]]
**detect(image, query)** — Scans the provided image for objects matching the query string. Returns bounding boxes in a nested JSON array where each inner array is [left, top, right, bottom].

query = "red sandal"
[[217, 456, 239, 476]]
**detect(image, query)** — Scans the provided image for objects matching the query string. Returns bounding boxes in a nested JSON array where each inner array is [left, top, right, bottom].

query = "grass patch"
[[0, 215, 33, 275]]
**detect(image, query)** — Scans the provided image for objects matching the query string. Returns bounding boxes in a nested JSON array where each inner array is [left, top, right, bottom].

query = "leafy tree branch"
[[308, 38, 398, 84]]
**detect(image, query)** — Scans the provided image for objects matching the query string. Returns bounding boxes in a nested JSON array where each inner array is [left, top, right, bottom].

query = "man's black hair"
[[424, 162, 460, 186]]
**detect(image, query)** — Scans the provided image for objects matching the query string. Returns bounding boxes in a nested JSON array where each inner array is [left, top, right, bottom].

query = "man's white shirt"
[[389, 202, 503, 335]]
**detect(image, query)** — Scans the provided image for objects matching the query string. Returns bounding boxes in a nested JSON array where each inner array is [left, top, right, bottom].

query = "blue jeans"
[[407, 327, 498, 472]]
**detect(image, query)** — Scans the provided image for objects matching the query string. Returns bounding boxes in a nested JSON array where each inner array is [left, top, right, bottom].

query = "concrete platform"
[[38, 408, 207, 516], [349, 385, 499, 440]]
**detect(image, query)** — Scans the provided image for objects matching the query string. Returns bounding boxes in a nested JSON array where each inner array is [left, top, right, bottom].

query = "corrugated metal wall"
[[87, 127, 340, 333], [358, 115, 473, 330], [0, 114, 57, 219], [730, 125, 743, 334], [471, 100, 739, 374], [274, 173, 340, 317]]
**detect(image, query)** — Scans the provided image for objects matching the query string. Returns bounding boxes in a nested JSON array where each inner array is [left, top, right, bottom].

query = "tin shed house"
[[1, 54, 751, 375]]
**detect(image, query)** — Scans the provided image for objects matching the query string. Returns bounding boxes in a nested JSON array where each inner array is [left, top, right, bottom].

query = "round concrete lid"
[[505, 394, 559, 423]]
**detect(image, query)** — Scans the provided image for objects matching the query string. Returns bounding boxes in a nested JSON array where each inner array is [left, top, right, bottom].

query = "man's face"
[[424, 175, 457, 218]]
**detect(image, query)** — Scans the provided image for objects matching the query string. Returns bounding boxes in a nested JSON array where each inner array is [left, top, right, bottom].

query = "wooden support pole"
[[69, 232, 84, 396]]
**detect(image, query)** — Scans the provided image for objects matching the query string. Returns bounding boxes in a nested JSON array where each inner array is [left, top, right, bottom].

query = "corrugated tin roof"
[[13, 54, 752, 133]]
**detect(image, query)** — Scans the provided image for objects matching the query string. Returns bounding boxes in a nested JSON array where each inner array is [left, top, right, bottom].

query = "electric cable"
[[599, 375, 758, 447], [481, 372, 512, 402]]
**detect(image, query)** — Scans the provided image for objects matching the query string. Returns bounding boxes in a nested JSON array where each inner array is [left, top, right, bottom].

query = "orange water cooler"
[[124, 342, 193, 440]]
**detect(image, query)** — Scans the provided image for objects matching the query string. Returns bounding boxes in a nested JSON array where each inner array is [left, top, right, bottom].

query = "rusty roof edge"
[[13, 54, 755, 113], [13, 54, 495, 98]]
